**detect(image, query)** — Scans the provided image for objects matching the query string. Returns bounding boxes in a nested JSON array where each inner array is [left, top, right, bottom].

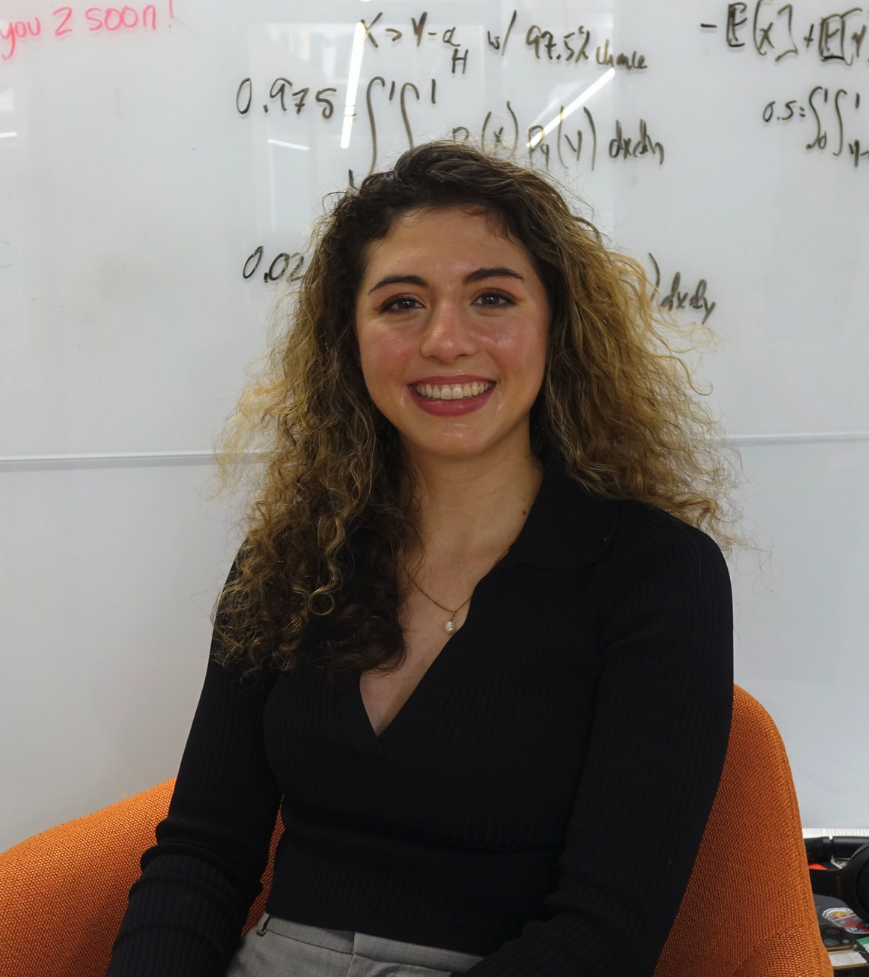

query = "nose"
[[418, 300, 477, 361]]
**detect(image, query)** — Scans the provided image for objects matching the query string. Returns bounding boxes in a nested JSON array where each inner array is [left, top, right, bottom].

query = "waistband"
[[256, 914, 484, 971]]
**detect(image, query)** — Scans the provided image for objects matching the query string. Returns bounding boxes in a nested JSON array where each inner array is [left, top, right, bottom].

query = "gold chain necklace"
[[402, 546, 511, 637]]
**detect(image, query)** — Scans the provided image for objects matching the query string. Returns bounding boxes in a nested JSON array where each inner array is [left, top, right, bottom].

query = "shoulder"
[[611, 498, 728, 571], [613, 501, 730, 593], [543, 468, 726, 571], [536, 469, 732, 608], [590, 499, 732, 636], [513, 466, 729, 599]]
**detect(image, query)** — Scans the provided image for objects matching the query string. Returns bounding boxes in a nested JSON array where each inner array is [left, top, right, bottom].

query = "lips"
[[407, 377, 497, 417]]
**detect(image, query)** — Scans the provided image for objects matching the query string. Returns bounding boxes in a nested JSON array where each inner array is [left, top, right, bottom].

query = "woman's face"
[[354, 205, 549, 469]]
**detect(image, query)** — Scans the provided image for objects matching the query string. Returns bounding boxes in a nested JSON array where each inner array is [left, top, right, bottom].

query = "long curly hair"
[[214, 140, 738, 678]]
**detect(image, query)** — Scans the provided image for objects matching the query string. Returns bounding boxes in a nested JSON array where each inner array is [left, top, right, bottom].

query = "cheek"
[[489, 321, 548, 371], [357, 328, 413, 393], [517, 325, 549, 397]]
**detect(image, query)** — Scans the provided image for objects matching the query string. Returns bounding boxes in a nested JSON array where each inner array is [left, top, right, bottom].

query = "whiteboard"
[[1, 0, 867, 851]]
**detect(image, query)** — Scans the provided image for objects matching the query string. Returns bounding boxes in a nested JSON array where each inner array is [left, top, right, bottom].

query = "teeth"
[[413, 381, 492, 401]]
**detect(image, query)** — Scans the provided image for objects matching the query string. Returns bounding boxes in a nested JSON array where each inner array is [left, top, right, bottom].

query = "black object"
[[814, 895, 861, 951], [807, 837, 869, 922]]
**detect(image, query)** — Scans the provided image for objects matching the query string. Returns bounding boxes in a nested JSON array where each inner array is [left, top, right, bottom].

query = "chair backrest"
[[0, 686, 831, 977], [653, 686, 832, 977]]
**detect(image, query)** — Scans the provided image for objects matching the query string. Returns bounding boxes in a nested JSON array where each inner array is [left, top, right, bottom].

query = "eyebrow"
[[367, 266, 526, 295]]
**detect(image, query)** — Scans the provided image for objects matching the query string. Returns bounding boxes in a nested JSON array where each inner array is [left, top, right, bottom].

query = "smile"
[[411, 381, 494, 401]]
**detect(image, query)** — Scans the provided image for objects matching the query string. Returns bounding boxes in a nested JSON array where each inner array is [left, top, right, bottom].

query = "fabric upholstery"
[[0, 686, 831, 976], [0, 781, 275, 977], [653, 686, 831, 976]]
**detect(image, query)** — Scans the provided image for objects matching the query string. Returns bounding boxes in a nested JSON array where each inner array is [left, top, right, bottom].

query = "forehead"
[[359, 205, 532, 275]]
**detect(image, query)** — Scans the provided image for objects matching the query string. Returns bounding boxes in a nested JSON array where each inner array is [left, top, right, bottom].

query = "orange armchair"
[[0, 687, 831, 976], [0, 781, 277, 977], [653, 686, 831, 976]]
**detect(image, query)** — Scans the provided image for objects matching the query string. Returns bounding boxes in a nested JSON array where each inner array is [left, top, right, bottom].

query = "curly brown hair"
[[214, 139, 738, 679]]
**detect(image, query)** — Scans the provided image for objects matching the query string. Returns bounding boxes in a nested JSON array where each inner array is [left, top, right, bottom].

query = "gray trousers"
[[226, 914, 484, 977]]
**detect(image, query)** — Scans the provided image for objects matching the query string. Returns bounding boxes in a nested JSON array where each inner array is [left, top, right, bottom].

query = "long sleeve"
[[458, 507, 733, 976], [106, 635, 282, 977]]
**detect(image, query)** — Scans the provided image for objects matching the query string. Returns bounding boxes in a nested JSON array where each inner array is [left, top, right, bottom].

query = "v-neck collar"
[[349, 554, 503, 752], [344, 465, 619, 755]]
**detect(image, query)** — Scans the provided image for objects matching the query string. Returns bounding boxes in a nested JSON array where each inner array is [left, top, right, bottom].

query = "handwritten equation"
[[648, 255, 717, 325], [762, 86, 869, 165], [703, 2, 869, 65], [700, 4, 869, 164], [234, 10, 675, 289], [228, 9, 707, 311], [236, 74, 665, 175], [0, 1, 174, 60], [355, 10, 649, 75]]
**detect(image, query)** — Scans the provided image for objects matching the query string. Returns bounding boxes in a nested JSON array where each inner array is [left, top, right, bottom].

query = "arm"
[[459, 510, 733, 976], [106, 621, 281, 977]]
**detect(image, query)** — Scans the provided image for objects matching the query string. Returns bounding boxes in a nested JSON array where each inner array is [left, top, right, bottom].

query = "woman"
[[107, 140, 735, 977]]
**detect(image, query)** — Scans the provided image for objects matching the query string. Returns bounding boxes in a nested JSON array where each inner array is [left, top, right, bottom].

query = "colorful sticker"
[[823, 907, 869, 935]]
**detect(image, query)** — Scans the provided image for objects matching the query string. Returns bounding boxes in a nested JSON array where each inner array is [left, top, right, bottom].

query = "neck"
[[403, 449, 544, 564]]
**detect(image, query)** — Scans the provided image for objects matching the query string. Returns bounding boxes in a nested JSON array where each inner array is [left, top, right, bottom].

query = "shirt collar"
[[499, 464, 619, 571]]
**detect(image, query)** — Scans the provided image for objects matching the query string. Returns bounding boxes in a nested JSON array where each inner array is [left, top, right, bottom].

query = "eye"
[[379, 295, 422, 313], [474, 290, 514, 308]]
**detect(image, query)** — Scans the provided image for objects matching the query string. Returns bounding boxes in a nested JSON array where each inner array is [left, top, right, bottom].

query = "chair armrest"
[[0, 781, 175, 977]]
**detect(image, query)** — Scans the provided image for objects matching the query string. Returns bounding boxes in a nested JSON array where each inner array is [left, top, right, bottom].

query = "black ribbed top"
[[106, 468, 733, 977]]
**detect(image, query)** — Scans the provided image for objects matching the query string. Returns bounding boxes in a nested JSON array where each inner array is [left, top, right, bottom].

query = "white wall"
[[2, 0, 867, 850]]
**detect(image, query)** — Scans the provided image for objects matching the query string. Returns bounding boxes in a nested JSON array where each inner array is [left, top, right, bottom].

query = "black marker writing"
[[400, 82, 420, 148], [818, 9, 863, 61], [243, 247, 305, 285], [609, 120, 664, 164], [526, 23, 646, 68], [361, 12, 383, 49], [762, 84, 866, 162], [717, 1, 869, 66], [366, 76, 385, 174], [234, 77, 335, 119], [648, 254, 716, 324], [487, 9, 517, 54], [595, 38, 647, 69], [411, 12, 427, 46], [564, 27, 591, 63], [481, 102, 519, 153]]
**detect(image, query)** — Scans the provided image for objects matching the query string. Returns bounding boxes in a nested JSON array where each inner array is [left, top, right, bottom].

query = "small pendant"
[[444, 619, 455, 636]]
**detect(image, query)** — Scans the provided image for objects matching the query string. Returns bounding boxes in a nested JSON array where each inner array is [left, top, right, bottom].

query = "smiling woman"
[[105, 141, 739, 977]]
